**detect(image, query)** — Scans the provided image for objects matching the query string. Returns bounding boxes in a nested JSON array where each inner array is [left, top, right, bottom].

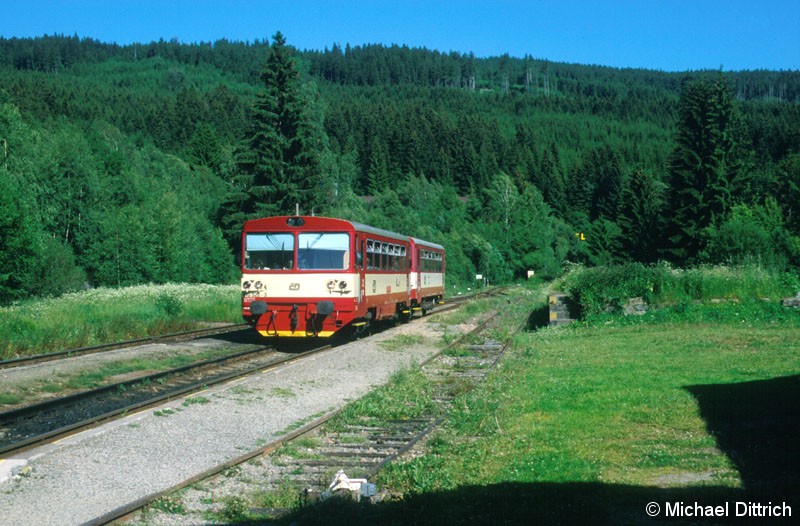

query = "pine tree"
[[664, 76, 742, 264], [0, 172, 40, 303]]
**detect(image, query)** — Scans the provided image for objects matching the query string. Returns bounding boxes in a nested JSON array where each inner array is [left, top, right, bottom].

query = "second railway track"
[[0, 342, 332, 456]]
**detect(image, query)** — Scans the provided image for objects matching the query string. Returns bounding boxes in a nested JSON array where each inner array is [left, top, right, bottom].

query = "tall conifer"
[[237, 32, 321, 218], [664, 76, 742, 264]]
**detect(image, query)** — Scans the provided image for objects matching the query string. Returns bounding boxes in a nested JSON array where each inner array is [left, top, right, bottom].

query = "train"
[[241, 216, 445, 337]]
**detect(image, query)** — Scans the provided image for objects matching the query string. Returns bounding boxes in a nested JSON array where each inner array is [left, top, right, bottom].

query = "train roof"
[[349, 221, 408, 243], [410, 237, 445, 251]]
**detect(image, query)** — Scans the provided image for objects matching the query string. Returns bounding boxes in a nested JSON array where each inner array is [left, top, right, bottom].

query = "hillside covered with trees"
[[1, 34, 799, 304]]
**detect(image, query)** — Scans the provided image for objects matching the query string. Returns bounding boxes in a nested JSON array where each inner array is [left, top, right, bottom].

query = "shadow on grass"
[[686, 374, 799, 498], [221, 377, 799, 526]]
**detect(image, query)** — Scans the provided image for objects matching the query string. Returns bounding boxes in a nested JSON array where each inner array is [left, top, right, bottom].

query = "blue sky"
[[1, 1, 798, 72]]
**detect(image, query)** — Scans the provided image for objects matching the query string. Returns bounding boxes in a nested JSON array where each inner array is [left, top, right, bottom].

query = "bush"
[[154, 292, 184, 316], [562, 263, 659, 316], [562, 263, 800, 318]]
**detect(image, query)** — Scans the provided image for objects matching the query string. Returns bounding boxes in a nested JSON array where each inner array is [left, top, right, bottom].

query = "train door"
[[416, 248, 422, 297], [406, 245, 412, 296], [357, 236, 366, 304]]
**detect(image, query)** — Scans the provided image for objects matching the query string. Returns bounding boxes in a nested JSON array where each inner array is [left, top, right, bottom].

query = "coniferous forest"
[[1, 34, 799, 304]]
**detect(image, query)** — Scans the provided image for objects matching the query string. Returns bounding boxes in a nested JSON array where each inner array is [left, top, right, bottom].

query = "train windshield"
[[298, 233, 350, 270], [245, 233, 294, 270]]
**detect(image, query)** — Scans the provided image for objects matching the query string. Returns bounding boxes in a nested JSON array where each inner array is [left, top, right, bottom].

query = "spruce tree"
[[618, 170, 665, 263], [236, 32, 321, 219], [664, 76, 742, 264]]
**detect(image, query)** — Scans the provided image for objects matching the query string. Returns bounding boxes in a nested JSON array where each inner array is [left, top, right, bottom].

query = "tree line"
[[1, 34, 798, 304]]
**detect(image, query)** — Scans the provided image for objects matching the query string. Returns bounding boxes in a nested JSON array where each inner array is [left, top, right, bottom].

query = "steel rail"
[[0, 323, 249, 370]]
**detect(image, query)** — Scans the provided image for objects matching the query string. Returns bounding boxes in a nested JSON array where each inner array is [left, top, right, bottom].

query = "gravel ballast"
[[0, 319, 469, 525]]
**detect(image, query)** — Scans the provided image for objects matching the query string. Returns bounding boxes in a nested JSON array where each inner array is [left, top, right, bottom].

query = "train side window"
[[367, 240, 376, 270]]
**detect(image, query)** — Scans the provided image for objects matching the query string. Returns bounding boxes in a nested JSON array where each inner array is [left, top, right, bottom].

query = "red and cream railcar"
[[409, 237, 446, 314], [241, 216, 440, 337]]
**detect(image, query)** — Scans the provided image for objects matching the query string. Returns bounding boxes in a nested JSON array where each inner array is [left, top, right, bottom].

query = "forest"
[[1, 33, 799, 304]]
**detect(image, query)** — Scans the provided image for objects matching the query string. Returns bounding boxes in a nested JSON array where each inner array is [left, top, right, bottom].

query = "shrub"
[[562, 263, 659, 316], [562, 263, 799, 318], [155, 292, 184, 316]]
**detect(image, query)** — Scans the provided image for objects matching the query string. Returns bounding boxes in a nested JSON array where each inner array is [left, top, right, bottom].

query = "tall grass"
[[560, 263, 800, 317], [0, 283, 241, 359]]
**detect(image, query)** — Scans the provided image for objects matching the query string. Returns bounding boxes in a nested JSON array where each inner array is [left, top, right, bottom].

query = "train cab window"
[[245, 233, 294, 270], [297, 233, 350, 270]]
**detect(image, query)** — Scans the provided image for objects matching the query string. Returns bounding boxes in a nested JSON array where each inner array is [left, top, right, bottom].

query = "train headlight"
[[327, 279, 336, 290], [255, 281, 263, 290], [243, 281, 251, 289], [339, 281, 348, 290]]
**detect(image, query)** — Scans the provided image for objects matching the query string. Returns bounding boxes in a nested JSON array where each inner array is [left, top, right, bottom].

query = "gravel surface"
[[0, 317, 472, 526]]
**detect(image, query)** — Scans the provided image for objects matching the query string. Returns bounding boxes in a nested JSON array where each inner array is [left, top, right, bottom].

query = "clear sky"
[[1, 1, 798, 72]]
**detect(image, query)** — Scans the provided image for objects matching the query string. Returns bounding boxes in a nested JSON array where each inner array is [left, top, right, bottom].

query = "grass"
[[149, 495, 186, 514], [379, 334, 425, 352], [182, 395, 211, 406], [267, 285, 799, 525], [393, 316, 796, 486], [0, 283, 241, 359], [328, 367, 438, 430]]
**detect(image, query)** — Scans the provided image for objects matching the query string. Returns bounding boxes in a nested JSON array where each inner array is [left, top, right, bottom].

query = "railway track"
[[0, 287, 496, 373], [0, 291, 496, 456], [0, 323, 250, 370], [0, 342, 332, 456], [112, 308, 514, 525], [259, 318, 509, 505]]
